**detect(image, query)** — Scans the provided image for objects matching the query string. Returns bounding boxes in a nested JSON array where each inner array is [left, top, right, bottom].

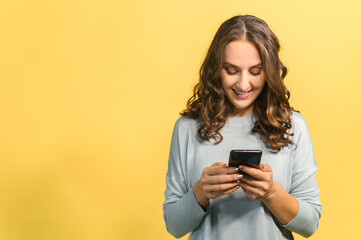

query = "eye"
[[250, 68, 262, 76], [225, 67, 238, 75]]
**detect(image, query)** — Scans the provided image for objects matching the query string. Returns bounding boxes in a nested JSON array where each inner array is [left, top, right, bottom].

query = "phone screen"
[[228, 150, 262, 169]]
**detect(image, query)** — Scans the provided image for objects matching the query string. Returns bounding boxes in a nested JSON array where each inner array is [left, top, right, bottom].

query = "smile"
[[232, 89, 252, 99]]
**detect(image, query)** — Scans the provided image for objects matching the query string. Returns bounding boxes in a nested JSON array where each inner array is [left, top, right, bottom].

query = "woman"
[[163, 15, 321, 239]]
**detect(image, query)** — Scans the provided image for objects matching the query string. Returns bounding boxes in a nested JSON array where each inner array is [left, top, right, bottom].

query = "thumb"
[[260, 164, 272, 172], [212, 162, 228, 167]]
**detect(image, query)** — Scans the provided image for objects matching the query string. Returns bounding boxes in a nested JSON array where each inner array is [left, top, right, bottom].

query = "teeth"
[[234, 89, 250, 95]]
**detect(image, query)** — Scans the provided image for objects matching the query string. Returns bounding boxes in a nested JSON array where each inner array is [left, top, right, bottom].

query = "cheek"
[[220, 73, 229, 89], [220, 72, 235, 89], [254, 76, 266, 90]]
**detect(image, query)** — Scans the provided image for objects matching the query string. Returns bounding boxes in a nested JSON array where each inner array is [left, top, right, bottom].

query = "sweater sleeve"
[[282, 113, 322, 237], [163, 118, 207, 238]]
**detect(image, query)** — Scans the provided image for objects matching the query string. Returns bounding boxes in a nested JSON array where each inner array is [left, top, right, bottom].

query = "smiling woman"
[[179, 15, 292, 151], [163, 15, 321, 240], [220, 39, 266, 117]]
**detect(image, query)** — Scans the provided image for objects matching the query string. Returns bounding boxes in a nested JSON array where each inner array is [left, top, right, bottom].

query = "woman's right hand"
[[192, 162, 243, 209]]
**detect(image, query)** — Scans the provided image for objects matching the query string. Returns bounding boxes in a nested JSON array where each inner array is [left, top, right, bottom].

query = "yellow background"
[[0, 0, 360, 239]]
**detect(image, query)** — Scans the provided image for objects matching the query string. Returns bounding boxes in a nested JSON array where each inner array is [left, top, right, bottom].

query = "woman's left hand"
[[238, 164, 276, 201]]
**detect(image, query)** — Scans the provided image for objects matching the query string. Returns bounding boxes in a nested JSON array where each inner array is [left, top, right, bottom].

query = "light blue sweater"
[[163, 112, 321, 239]]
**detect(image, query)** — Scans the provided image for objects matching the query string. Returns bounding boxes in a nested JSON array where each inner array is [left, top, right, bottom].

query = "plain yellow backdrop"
[[0, 0, 360, 239]]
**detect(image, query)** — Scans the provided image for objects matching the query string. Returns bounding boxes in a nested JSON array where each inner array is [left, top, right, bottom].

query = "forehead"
[[224, 39, 261, 67]]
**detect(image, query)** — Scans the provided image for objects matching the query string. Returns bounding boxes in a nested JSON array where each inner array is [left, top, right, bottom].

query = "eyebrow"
[[223, 62, 263, 69]]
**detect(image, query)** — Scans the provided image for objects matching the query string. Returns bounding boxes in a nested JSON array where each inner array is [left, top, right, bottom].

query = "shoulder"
[[171, 116, 199, 140], [290, 111, 309, 132], [289, 111, 312, 143], [173, 116, 199, 132], [170, 116, 200, 149]]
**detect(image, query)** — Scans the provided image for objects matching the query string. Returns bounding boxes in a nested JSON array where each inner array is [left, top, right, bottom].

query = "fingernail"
[[239, 166, 244, 170], [238, 174, 243, 179], [233, 168, 239, 172], [261, 164, 264, 169], [236, 185, 240, 189], [237, 180, 241, 183]]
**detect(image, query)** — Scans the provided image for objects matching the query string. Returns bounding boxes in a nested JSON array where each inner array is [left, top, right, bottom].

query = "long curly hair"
[[181, 15, 296, 151]]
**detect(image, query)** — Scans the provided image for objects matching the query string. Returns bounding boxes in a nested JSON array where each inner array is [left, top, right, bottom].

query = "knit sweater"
[[163, 112, 321, 239]]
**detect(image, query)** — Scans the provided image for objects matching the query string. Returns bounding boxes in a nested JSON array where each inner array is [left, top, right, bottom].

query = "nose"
[[235, 72, 251, 91]]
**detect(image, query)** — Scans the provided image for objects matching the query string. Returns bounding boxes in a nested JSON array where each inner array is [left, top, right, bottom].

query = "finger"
[[206, 181, 241, 192], [219, 184, 241, 196], [225, 166, 242, 174], [239, 182, 263, 199], [210, 184, 241, 198], [238, 165, 261, 179], [239, 178, 274, 199], [260, 164, 272, 172], [207, 173, 243, 184], [207, 164, 238, 176], [242, 189, 259, 200], [240, 175, 263, 189], [204, 163, 224, 176], [240, 166, 272, 182]]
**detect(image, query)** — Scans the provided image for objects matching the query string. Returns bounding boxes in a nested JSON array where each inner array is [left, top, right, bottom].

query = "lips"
[[232, 89, 251, 95], [231, 89, 252, 99]]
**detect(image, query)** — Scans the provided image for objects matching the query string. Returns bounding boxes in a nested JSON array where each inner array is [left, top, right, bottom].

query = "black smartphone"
[[228, 150, 262, 174]]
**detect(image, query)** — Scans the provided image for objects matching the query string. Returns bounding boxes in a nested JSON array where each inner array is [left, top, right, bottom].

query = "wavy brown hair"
[[181, 15, 296, 151]]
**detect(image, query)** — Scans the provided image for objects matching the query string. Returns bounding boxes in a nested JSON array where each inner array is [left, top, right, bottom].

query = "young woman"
[[163, 15, 321, 239]]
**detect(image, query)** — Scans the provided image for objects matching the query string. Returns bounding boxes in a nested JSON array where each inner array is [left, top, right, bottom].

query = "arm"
[[163, 118, 207, 238], [261, 181, 299, 225], [239, 164, 299, 225], [163, 118, 242, 238], [239, 113, 321, 237], [281, 113, 322, 237]]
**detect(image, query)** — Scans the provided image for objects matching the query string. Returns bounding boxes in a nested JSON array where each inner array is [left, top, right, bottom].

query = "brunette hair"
[[181, 15, 295, 151]]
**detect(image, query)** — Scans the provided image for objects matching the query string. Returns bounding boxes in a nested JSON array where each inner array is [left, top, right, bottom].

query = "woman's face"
[[221, 39, 265, 117]]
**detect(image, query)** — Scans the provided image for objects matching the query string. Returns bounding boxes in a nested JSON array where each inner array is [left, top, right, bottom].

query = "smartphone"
[[228, 150, 262, 174]]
